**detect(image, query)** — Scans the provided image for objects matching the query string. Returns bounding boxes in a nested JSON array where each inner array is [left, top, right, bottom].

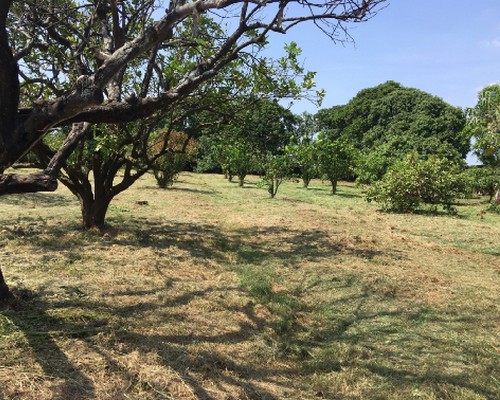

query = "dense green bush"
[[367, 152, 464, 213]]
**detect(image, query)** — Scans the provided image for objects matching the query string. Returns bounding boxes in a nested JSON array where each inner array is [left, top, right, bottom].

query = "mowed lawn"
[[0, 172, 499, 400]]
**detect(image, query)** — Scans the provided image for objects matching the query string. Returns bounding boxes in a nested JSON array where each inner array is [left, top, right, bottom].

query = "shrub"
[[367, 152, 464, 213]]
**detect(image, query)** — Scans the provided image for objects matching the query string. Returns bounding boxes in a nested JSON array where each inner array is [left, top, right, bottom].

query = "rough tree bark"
[[0, 267, 12, 302]]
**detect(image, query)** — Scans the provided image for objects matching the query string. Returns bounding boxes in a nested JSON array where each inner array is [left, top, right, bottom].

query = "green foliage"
[[317, 81, 469, 183], [468, 84, 500, 167], [355, 147, 394, 184], [315, 134, 357, 194], [367, 152, 464, 213], [196, 98, 297, 185], [461, 166, 499, 200], [287, 113, 319, 188], [259, 153, 293, 198], [467, 84, 500, 205]]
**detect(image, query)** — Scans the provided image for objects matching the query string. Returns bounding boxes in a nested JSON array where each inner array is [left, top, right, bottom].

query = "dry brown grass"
[[0, 172, 499, 399]]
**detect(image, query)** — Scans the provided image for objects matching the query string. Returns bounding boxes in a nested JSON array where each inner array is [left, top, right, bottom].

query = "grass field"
[[0, 172, 499, 400]]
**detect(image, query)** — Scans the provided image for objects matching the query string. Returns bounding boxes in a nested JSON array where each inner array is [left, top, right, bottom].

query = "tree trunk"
[[330, 179, 337, 195], [79, 194, 112, 230], [302, 177, 311, 188], [495, 188, 500, 205], [238, 175, 245, 187], [0, 267, 12, 302], [0, 0, 19, 173]]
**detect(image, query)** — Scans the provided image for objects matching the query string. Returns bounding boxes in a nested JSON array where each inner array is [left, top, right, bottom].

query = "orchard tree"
[[462, 166, 498, 202], [315, 134, 356, 194], [468, 84, 500, 204], [152, 130, 198, 189], [34, 42, 309, 230], [206, 131, 260, 184], [367, 152, 465, 213], [259, 152, 292, 198], [288, 112, 319, 188], [36, 118, 188, 229], [0, 0, 387, 301], [198, 98, 297, 181]]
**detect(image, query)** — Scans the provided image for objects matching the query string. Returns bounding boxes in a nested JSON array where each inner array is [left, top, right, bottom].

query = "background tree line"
[[189, 81, 499, 212]]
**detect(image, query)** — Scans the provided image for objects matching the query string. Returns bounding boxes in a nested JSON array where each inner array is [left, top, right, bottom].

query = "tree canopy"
[[316, 81, 469, 182], [468, 83, 500, 168], [467, 83, 500, 204]]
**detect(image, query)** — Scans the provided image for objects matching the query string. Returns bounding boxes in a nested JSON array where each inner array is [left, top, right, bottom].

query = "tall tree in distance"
[[468, 83, 500, 204], [316, 81, 469, 183]]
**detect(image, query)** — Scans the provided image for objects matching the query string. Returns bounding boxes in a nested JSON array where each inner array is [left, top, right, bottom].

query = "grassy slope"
[[0, 172, 498, 400]]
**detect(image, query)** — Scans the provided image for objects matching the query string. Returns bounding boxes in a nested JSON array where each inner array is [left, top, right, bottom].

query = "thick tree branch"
[[0, 173, 57, 195]]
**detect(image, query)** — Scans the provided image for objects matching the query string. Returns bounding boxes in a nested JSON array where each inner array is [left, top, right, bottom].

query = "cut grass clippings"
[[0, 172, 499, 399]]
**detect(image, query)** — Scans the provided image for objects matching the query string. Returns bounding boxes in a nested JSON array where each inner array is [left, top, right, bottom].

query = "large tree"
[[0, 0, 385, 193], [0, 0, 386, 300], [316, 81, 469, 183], [467, 83, 500, 204]]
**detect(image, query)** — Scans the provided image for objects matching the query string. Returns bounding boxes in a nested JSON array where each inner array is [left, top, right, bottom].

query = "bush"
[[367, 152, 464, 213]]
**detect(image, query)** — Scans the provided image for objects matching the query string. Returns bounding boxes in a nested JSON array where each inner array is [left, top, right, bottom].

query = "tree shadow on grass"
[[6, 218, 400, 271], [3, 270, 497, 399], [0, 192, 71, 208], [108, 221, 395, 269], [161, 186, 218, 196], [3, 284, 293, 399], [3, 219, 496, 398], [3, 289, 96, 399]]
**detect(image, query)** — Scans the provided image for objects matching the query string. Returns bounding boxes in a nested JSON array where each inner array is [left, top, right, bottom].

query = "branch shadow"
[[4, 284, 293, 399], [5, 217, 403, 272], [0, 192, 71, 208], [3, 270, 497, 399], [4, 289, 96, 398], [3, 220, 495, 398]]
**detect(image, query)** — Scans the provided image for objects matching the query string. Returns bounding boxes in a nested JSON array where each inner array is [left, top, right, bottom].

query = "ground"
[[0, 172, 499, 399]]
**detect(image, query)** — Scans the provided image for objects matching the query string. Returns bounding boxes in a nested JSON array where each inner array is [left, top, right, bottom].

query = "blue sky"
[[267, 0, 500, 114]]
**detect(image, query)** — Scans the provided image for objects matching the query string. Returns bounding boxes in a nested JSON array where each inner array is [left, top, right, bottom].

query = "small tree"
[[289, 140, 317, 188], [315, 135, 356, 194], [288, 112, 318, 188], [367, 152, 464, 213], [260, 153, 292, 198], [37, 120, 178, 229], [208, 135, 260, 184], [462, 166, 499, 202]]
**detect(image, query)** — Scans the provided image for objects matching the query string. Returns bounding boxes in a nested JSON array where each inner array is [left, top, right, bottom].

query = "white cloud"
[[480, 37, 500, 48]]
